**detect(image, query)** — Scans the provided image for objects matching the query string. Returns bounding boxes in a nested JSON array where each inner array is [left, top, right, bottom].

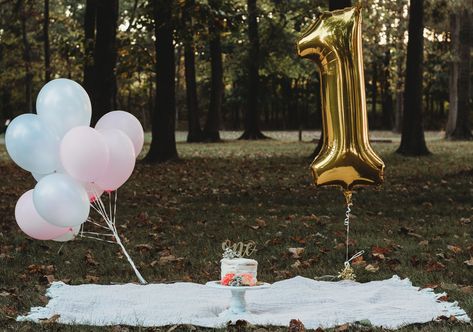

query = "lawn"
[[1, 131, 472, 331]]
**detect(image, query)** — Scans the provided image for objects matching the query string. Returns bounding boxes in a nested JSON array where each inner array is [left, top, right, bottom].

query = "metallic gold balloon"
[[297, 5, 384, 191]]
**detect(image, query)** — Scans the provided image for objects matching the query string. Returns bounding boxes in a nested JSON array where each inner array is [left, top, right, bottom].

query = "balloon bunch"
[[6, 78, 147, 284]]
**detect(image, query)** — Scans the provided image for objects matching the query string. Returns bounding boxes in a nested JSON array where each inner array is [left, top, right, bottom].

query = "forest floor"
[[0, 131, 472, 332]]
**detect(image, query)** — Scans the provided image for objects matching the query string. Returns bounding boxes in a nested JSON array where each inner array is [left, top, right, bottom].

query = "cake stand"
[[206, 281, 270, 317]]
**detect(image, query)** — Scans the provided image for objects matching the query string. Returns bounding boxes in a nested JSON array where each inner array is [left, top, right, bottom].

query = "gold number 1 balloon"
[[297, 5, 384, 191]]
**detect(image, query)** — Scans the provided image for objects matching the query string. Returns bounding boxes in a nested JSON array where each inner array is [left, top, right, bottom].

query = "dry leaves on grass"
[[365, 264, 379, 273], [288, 247, 304, 259], [425, 261, 446, 272], [447, 245, 462, 254], [464, 258, 473, 266]]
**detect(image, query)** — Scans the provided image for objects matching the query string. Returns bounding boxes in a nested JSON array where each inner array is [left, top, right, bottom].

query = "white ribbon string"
[[78, 188, 148, 285]]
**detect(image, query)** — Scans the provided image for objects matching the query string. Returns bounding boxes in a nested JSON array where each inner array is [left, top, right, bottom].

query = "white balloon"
[[95, 111, 144, 157], [53, 225, 81, 242], [33, 173, 90, 227], [5, 114, 60, 174], [36, 78, 92, 138]]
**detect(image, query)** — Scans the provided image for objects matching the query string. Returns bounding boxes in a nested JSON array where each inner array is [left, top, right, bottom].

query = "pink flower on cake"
[[240, 273, 256, 286], [221, 273, 235, 285]]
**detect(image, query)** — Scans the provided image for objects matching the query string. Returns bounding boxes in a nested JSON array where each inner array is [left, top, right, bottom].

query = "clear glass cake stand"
[[206, 281, 271, 317]]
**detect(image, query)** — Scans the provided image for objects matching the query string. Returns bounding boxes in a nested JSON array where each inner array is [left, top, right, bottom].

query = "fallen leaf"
[[365, 264, 379, 272], [447, 245, 462, 254], [334, 323, 349, 331], [288, 247, 304, 259], [425, 261, 446, 272], [289, 319, 305, 332], [418, 240, 429, 246], [135, 244, 153, 251], [40, 314, 60, 324], [85, 275, 100, 283], [42, 274, 55, 284], [464, 258, 473, 266], [291, 260, 302, 269], [351, 255, 366, 267]]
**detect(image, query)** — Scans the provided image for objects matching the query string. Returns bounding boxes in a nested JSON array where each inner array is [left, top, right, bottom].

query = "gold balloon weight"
[[297, 5, 384, 190], [298, 5, 384, 280]]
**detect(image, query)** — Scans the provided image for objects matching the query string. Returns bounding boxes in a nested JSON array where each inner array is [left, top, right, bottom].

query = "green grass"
[[1, 131, 472, 331]]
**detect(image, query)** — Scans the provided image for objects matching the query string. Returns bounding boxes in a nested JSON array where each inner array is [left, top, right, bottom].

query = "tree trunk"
[[83, 0, 96, 104], [203, 0, 223, 142], [310, 0, 352, 159], [371, 61, 378, 125], [92, 0, 118, 124], [145, 0, 178, 162], [183, 0, 203, 142], [381, 50, 393, 129], [239, 0, 267, 139], [329, 0, 351, 11], [18, 0, 33, 113], [446, 10, 472, 140], [397, 0, 430, 156], [43, 0, 51, 82]]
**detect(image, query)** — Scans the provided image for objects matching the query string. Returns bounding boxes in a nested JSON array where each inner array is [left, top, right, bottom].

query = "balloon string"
[[344, 199, 351, 263], [82, 188, 148, 285]]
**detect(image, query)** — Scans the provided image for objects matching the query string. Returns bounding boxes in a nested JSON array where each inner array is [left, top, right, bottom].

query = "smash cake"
[[220, 247, 258, 286]]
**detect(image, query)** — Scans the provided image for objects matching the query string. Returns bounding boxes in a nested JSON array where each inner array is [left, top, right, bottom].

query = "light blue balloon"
[[5, 114, 60, 174], [36, 78, 92, 138], [32, 172, 49, 182], [33, 173, 90, 227]]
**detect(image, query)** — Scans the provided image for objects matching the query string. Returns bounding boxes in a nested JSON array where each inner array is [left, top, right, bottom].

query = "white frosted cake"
[[219, 246, 258, 286], [220, 257, 258, 281]]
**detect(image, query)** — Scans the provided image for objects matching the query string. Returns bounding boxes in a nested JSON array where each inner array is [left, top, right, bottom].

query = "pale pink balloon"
[[83, 182, 104, 202], [60, 126, 109, 182], [95, 129, 136, 191], [15, 190, 71, 240], [95, 111, 144, 157]]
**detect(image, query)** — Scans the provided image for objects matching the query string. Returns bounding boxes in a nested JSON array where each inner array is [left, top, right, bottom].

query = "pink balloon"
[[83, 182, 104, 202], [15, 190, 71, 240], [95, 111, 144, 157], [95, 129, 136, 191], [60, 126, 109, 182]]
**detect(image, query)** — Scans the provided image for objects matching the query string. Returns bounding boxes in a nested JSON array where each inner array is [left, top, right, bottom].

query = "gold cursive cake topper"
[[221, 240, 256, 258]]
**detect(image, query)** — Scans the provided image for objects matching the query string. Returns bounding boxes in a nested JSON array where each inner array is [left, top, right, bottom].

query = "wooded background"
[[0, 0, 471, 161]]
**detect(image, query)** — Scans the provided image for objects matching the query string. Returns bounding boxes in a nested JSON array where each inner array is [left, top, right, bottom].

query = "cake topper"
[[222, 240, 256, 258]]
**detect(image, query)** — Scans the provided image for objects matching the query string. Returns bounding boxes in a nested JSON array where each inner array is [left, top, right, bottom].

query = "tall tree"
[[329, 0, 351, 11], [43, 0, 51, 82], [182, 0, 203, 142], [83, 0, 96, 103], [203, 0, 223, 142], [17, 0, 33, 113], [92, 0, 118, 124], [240, 0, 266, 139], [397, 0, 430, 155], [145, 0, 178, 162], [381, 50, 394, 129], [310, 0, 351, 159], [446, 9, 472, 140]]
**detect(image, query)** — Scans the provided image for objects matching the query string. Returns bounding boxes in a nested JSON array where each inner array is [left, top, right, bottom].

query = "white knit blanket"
[[17, 276, 470, 329]]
